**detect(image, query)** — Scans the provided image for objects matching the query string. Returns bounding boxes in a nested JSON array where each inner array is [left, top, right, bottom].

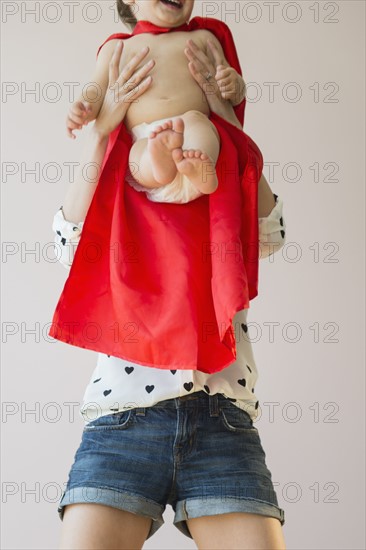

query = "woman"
[[55, 10, 287, 549]]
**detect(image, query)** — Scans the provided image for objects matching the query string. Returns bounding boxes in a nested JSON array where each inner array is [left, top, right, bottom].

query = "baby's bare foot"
[[147, 118, 185, 185], [171, 148, 218, 195]]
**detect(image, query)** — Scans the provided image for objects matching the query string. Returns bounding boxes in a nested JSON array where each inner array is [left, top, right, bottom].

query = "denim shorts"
[[57, 391, 285, 540]]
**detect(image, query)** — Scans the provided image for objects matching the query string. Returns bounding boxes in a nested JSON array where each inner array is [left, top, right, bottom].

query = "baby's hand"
[[214, 65, 246, 106], [185, 38, 246, 109], [66, 100, 93, 140]]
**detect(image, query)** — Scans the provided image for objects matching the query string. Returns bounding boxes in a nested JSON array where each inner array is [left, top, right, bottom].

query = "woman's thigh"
[[57, 408, 170, 543], [59, 503, 152, 550], [171, 394, 286, 542], [186, 512, 286, 550]]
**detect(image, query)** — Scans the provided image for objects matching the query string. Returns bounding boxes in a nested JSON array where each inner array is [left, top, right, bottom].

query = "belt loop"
[[209, 394, 219, 417], [135, 407, 146, 416]]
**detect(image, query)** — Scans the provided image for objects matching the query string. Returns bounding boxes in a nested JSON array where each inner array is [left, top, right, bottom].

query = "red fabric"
[[48, 16, 263, 374]]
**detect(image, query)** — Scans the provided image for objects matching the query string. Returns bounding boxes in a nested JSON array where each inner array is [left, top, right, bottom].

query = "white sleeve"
[[258, 193, 286, 259], [52, 206, 84, 270]]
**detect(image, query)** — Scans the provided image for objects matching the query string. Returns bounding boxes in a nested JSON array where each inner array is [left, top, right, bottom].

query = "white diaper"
[[126, 116, 205, 205]]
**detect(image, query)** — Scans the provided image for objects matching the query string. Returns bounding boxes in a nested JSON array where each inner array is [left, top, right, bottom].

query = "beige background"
[[2, 1, 365, 548]]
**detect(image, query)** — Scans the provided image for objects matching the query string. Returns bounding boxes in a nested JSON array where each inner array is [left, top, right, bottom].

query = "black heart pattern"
[[145, 385, 154, 393], [238, 379, 246, 387], [183, 382, 193, 392], [255, 401, 259, 409], [280, 230, 285, 239], [246, 364, 252, 373], [93, 378, 101, 383], [125, 366, 134, 375], [241, 323, 248, 333], [170, 370, 177, 375], [103, 389, 112, 396], [279, 216, 284, 227], [204, 385, 210, 394]]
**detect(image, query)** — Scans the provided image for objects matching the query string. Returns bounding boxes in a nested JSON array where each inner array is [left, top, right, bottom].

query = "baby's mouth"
[[159, 0, 183, 10]]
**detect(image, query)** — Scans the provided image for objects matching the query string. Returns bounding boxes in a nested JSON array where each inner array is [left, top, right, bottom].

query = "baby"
[[66, 0, 246, 204]]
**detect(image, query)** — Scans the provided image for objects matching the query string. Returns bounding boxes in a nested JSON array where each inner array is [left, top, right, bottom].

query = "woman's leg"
[[128, 110, 220, 194], [59, 503, 152, 550], [186, 512, 286, 550]]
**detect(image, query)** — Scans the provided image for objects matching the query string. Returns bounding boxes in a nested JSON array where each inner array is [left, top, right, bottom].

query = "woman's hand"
[[93, 41, 155, 139], [184, 38, 222, 111], [184, 38, 245, 110]]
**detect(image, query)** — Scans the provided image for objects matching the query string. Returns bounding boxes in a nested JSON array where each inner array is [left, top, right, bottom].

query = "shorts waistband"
[[135, 391, 220, 417]]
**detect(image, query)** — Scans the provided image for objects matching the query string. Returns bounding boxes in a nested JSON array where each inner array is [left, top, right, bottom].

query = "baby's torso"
[[116, 29, 212, 131]]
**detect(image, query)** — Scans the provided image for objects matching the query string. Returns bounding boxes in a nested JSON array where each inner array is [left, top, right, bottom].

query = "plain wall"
[[1, 1, 365, 548]]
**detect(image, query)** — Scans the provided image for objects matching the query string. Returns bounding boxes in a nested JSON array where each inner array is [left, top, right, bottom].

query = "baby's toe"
[[173, 118, 185, 134], [172, 147, 184, 163]]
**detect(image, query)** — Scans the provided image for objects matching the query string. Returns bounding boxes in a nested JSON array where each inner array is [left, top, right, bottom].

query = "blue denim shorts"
[[58, 391, 285, 540]]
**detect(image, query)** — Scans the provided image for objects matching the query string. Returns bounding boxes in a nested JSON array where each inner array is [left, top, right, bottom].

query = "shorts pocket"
[[219, 402, 259, 434], [83, 409, 134, 431]]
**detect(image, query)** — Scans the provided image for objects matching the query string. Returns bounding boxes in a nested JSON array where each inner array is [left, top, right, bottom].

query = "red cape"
[[48, 17, 263, 374]]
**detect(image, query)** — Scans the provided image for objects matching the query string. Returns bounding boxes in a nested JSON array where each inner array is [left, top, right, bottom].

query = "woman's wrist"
[[92, 102, 128, 141], [212, 100, 242, 130], [230, 76, 246, 107], [90, 123, 111, 142]]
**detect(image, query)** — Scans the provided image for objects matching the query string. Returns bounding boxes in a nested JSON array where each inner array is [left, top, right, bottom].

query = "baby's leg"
[[129, 120, 184, 189], [148, 113, 220, 194], [129, 111, 220, 193], [172, 110, 220, 195]]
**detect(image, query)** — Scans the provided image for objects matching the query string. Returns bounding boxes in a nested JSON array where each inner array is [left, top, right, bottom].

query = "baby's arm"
[[66, 39, 123, 139]]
